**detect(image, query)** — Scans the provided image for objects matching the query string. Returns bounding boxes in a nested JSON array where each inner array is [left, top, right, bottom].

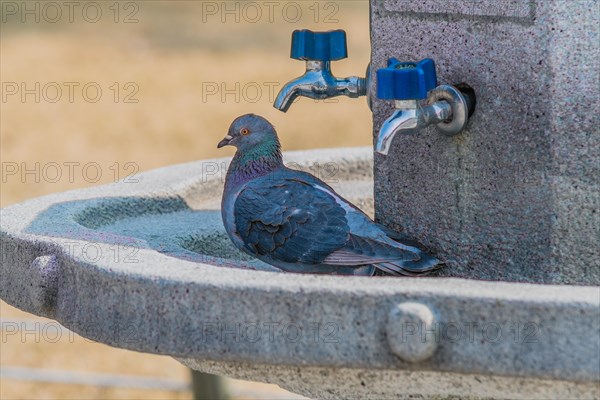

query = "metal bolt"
[[386, 302, 438, 363]]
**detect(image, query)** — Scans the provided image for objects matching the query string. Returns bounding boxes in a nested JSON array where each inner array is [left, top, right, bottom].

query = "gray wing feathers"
[[234, 178, 349, 264]]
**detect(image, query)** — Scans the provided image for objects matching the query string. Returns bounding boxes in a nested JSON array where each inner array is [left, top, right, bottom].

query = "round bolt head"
[[427, 84, 469, 136], [386, 302, 438, 363]]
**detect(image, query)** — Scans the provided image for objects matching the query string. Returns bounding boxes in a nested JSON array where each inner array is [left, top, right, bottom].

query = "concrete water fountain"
[[1, 146, 598, 399], [2, 0, 599, 399]]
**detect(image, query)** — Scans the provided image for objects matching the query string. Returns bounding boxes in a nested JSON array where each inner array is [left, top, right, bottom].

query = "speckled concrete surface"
[[370, 0, 599, 285]]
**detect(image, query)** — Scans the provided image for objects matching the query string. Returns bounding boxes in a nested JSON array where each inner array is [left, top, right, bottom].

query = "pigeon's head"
[[218, 114, 279, 152]]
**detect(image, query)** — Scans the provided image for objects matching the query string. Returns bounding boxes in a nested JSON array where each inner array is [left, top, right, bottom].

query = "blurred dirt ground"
[[1, 0, 371, 207], [1, 298, 307, 400], [1, 1, 370, 398]]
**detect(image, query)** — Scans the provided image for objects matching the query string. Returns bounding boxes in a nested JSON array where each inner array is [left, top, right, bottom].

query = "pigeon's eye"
[[240, 128, 250, 135]]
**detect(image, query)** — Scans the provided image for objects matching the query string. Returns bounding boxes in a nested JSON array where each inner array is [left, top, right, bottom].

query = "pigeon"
[[218, 114, 441, 276]]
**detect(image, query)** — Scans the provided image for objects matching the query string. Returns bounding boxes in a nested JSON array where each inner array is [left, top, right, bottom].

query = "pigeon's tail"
[[372, 251, 441, 277], [323, 232, 443, 277], [372, 223, 443, 276], [373, 225, 443, 276]]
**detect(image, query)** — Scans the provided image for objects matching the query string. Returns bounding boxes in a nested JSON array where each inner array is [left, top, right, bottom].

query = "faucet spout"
[[375, 102, 419, 155], [375, 99, 453, 155], [274, 61, 366, 112], [273, 79, 304, 113]]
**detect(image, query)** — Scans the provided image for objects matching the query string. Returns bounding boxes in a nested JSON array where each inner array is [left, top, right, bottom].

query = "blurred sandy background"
[[1, 1, 371, 398], [1, 0, 371, 207]]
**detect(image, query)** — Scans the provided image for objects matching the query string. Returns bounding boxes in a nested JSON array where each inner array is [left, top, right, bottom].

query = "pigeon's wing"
[[233, 177, 350, 264], [233, 172, 441, 275]]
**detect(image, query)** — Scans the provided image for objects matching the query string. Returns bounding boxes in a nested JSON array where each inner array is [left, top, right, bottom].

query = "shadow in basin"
[[25, 196, 278, 271]]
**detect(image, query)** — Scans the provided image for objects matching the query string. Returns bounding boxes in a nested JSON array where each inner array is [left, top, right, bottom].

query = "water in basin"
[[25, 196, 278, 271]]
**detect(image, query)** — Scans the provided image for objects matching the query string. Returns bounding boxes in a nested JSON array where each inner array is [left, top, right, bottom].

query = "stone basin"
[[1, 147, 598, 399]]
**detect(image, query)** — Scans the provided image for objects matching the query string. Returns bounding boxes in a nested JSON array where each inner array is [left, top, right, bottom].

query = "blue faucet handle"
[[377, 58, 438, 100], [290, 29, 348, 61]]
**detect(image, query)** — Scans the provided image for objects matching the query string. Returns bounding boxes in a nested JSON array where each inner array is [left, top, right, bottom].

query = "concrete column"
[[370, 0, 599, 284]]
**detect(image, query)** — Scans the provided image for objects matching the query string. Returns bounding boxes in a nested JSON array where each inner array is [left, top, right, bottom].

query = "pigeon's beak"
[[217, 135, 233, 149]]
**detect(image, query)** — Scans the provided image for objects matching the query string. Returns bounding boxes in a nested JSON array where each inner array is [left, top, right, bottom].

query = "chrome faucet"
[[274, 30, 369, 112], [375, 58, 475, 155]]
